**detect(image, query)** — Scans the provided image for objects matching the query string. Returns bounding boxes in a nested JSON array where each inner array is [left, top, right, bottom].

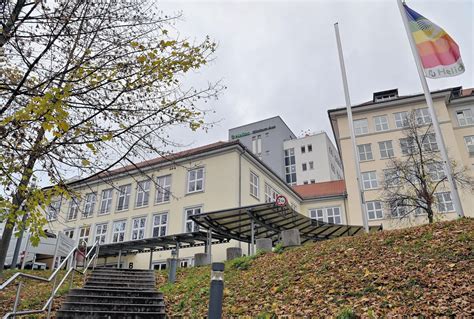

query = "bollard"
[[208, 262, 224, 319], [168, 258, 177, 283]]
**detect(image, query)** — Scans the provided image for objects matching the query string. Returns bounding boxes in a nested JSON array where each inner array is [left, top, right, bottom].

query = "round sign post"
[[275, 195, 287, 207]]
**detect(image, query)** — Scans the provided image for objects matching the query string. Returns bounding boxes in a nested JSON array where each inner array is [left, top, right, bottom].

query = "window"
[[112, 220, 126, 243], [310, 179, 315, 184], [99, 189, 113, 215], [301, 146, 306, 153], [302, 163, 307, 171], [308, 144, 313, 152], [117, 184, 131, 211], [421, 133, 438, 152], [303, 181, 308, 185], [67, 197, 79, 221], [46, 200, 61, 221], [187, 168, 204, 193], [83, 193, 96, 218], [264, 183, 278, 203], [361, 171, 378, 190], [415, 108, 432, 125], [153, 263, 167, 271], [136, 180, 150, 207], [309, 161, 314, 170], [64, 229, 75, 239], [374, 115, 389, 131], [379, 140, 394, 159], [180, 259, 192, 268], [366, 201, 383, 220], [152, 213, 168, 237], [131, 217, 147, 240], [436, 192, 454, 212], [252, 135, 262, 157], [384, 169, 401, 186], [250, 171, 259, 198], [156, 175, 172, 203], [464, 135, 474, 156], [391, 201, 407, 218], [284, 148, 297, 185], [357, 144, 373, 161], [394, 111, 409, 128], [78, 226, 90, 244], [95, 223, 108, 244], [427, 163, 446, 181], [456, 109, 474, 126], [400, 137, 416, 155], [185, 207, 201, 233], [353, 119, 369, 135], [309, 207, 342, 224]]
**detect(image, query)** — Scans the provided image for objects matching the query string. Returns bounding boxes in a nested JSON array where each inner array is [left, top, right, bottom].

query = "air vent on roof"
[[373, 89, 398, 102]]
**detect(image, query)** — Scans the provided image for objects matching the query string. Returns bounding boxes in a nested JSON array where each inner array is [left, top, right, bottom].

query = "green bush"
[[229, 255, 254, 270], [337, 308, 357, 319], [273, 243, 284, 254]]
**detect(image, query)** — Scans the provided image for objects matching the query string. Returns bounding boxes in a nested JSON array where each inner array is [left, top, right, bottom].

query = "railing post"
[[47, 275, 58, 319], [12, 280, 23, 318]]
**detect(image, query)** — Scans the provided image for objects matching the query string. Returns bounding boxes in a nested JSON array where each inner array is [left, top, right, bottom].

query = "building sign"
[[231, 125, 276, 140]]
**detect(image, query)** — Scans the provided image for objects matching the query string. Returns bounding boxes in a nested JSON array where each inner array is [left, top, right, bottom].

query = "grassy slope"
[[0, 269, 85, 318], [157, 218, 473, 317]]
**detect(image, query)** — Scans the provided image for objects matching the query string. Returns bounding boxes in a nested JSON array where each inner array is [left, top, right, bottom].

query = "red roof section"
[[292, 180, 346, 199]]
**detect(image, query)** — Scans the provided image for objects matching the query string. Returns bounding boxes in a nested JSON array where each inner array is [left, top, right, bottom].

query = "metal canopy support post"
[[149, 249, 154, 270], [250, 219, 255, 256], [207, 228, 212, 263], [117, 249, 122, 269]]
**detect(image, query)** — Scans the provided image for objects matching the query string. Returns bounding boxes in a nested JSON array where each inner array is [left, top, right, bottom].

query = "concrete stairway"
[[56, 268, 165, 319]]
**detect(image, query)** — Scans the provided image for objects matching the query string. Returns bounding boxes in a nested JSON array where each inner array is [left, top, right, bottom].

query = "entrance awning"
[[95, 231, 229, 258], [191, 203, 381, 244]]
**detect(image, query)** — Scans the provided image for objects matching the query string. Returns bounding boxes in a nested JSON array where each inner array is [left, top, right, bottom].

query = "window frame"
[[131, 216, 147, 240], [156, 175, 172, 204], [99, 189, 113, 215], [83, 192, 96, 218], [309, 207, 342, 224], [378, 140, 394, 159], [415, 107, 432, 125], [94, 223, 108, 244], [78, 226, 91, 244], [187, 167, 205, 194], [357, 143, 373, 161], [456, 108, 474, 127], [184, 206, 201, 233], [249, 171, 260, 199], [116, 184, 131, 211], [353, 118, 369, 136], [394, 111, 409, 128], [366, 201, 384, 220], [152, 212, 168, 237], [361, 171, 378, 190], [112, 220, 127, 243], [436, 192, 454, 213], [47, 200, 61, 221], [67, 197, 80, 221], [135, 180, 151, 208], [464, 135, 474, 156], [374, 115, 389, 132]]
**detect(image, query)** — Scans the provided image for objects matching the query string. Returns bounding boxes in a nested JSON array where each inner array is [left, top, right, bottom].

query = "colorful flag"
[[404, 4, 465, 79]]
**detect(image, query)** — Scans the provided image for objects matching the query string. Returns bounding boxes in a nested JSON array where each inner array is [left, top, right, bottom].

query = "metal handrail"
[[0, 240, 100, 319]]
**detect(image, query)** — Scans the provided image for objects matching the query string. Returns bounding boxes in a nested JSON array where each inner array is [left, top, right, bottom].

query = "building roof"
[[70, 140, 239, 186], [292, 180, 346, 199]]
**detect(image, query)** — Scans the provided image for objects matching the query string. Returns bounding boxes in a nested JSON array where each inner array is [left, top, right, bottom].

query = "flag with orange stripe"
[[404, 3, 465, 79]]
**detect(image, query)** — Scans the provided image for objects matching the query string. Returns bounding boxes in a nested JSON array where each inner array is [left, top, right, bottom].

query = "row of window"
[[250, 171, 281, 203], [357, 134, 438, 162], [284, 148, 297, 185], [365, 192, 454, 220], [353, 108, 432, 136], [48, 168, 204, 221], [302, 161, 314, 171], [301, 144, 313, 153], [361, 164, 446, 190], [64, 207, 201, 245]]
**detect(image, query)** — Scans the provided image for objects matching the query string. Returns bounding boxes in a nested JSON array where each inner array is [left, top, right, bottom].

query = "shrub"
[[273, 243, 284, 254], [229, 255, 253, 270], [337, 308, 357, 319]]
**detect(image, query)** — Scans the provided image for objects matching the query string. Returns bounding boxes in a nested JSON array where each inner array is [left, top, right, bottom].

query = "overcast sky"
[[160, 0, 473, 149]]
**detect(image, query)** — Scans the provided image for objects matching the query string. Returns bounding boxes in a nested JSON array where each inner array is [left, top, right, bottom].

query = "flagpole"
[[334, 23, 369, 233], [396, 0, 464, 217]]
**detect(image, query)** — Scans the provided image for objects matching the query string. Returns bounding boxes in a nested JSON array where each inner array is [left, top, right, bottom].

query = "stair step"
[[82, 285, 156, 291], [92, 269, 154, 274], [85, 280, 154, 287], [61, 302, 165, 312], [66, 295, 164, 305], [68, 288, 162, 298], [56, 309, 166, 319], [88, 274, 155, 280], [87, 276, 154, 283]]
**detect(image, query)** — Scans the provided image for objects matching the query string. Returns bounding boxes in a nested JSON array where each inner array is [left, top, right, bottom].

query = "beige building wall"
[[329, 89, 474, 229], [46, 143, 316, 268]]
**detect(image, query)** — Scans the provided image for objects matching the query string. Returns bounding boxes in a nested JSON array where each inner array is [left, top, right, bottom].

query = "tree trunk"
[[427, 203, 434, 224], [0, 195, 24, 271]]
